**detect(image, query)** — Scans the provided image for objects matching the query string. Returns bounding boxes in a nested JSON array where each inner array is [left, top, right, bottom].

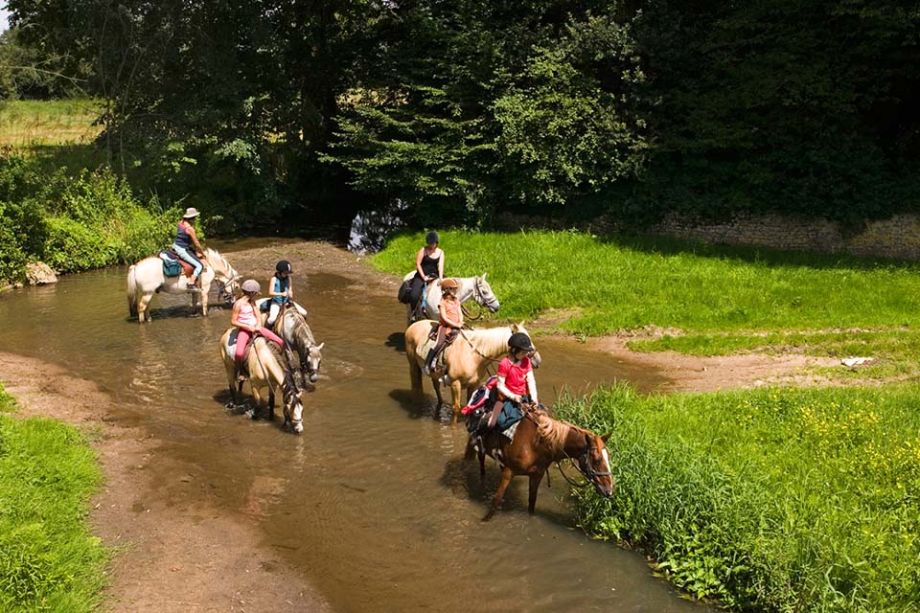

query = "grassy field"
[[556, 385, 920, 611], [0, 384, 107, 611], [0, 98, 102, 148], [374, 230, 920, 379]]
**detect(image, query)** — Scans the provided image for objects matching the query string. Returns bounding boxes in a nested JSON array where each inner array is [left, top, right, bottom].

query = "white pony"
[[127, 248, 240, 322], [402, 273, 500, 324]]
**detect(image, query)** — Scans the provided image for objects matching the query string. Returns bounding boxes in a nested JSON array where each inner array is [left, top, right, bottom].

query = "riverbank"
[[0, 354, 328, 612], [375, 231, 920, 610]]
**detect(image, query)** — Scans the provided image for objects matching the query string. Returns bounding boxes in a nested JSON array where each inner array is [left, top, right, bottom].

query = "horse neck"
[[558, 425, 589, 462], [252, 341, 287, 386], [456, 277, 478, 304], [466, 327, 512, 358], [285, 312, 314, 351], [204, 249, 228, 278]]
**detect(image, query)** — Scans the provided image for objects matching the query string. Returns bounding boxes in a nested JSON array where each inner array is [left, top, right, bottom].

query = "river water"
[[0, 241, 701, 612]]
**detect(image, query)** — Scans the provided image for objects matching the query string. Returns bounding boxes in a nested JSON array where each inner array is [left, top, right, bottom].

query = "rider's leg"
[[173, 244, 204, 284], [256, 327, 284, 348], [267, 301, 281, 326], [426, 326, 447, 371], [234, 329, 252, 380]]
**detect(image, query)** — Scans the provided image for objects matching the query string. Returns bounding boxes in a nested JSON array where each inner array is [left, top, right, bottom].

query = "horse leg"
[[483, 466, 514, 522], [528, 470, 545, 515], [250, 387, 262, 419], [137, 292, 154, 323], [450, 379, 463, 424], [267, 390, 276, 421], [407, 353, 423, 392], [432, 377, 444, 412], [223, 359, 238, 406], [200, 288, 209, 317], [478, 448, 486, 482]]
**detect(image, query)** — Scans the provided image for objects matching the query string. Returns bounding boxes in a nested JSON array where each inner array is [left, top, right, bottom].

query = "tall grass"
[[556, 385, 920, 611], [0, 384, 107, 611]]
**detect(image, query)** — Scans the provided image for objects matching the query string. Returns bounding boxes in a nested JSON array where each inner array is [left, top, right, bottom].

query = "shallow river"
[[0, 241, 702, 612]]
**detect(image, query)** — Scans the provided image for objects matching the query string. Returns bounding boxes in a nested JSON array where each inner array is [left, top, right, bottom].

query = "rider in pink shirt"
[[232, 279, 284, 377]]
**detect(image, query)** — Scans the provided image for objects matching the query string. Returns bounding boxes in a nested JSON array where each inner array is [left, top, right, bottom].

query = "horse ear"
[[601, 432, 611, 443], [316, 342, 325, 351], [482, 272, 488, 280]]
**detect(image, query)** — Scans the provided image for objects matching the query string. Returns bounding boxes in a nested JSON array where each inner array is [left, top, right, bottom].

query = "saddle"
[[425, 321, 458, 372], [158, 250, 195, 278]]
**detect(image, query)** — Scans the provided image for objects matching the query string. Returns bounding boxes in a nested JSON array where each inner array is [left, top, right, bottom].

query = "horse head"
[[205, 248, 240, 302], [281, 357, 306, 434], [578, 432, 615, 498], [302, 341, 325, 384], [474, 273, 500, 313]]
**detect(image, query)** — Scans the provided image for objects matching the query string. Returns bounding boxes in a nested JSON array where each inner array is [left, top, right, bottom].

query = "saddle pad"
[[159, 252, 182, 277], [502, 420, 521, 441]]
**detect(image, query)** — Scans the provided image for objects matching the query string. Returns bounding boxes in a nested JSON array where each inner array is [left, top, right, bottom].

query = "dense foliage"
[[7, 0, 916, 228], [0, 153, 175, 281], [0, 385, 107, 611], [556, 385, 920, 610]]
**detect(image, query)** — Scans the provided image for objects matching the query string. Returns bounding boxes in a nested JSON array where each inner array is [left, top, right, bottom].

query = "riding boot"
[[424, 348, 437, 374]]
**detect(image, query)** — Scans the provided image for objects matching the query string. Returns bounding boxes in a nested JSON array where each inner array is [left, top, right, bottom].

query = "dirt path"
[[586, 336, 838, 392], [0, 353, 329, 613]]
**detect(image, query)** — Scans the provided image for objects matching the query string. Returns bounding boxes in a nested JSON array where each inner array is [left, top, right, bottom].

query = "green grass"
[[0, 384, 107, 611], [0, 98, 102, 148], [374, 231, 920, 378], [556, 385, 920, 611]]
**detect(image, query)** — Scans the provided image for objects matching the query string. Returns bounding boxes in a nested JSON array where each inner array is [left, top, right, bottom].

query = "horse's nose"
[[309, 373, 319, 383]]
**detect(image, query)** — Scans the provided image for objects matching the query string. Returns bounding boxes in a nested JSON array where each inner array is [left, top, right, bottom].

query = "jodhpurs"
[[235, 328, 284, 363], [172, 244, 203, 278]]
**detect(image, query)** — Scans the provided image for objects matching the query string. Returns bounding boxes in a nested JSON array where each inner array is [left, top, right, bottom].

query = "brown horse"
[[404, 321, 540, 422], [468, 407, 614, 521]]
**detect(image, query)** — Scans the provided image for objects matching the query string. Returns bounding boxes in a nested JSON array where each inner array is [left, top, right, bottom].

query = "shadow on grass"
[[600, 232, 920, 272]]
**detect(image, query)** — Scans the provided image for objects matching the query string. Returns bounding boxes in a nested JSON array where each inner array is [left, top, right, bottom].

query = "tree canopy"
[[5, 0, 919, 229]]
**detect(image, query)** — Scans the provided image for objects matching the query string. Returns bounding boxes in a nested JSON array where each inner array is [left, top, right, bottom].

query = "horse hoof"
[[245, 408, 257, 420], [481, 510, 496, 522]]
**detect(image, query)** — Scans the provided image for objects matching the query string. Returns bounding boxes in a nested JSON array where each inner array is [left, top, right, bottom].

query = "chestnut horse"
[[468, 407, 614, 520], [404, 321, 540, 422]]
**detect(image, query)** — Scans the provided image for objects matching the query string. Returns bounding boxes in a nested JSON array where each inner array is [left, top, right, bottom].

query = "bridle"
[[558, 432, 612, 495]]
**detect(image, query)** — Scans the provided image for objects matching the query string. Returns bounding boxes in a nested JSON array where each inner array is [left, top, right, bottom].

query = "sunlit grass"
[[0, 98, 102, 148], [0, 384, 107, 611], [375, 230, 920, 379], [557, 385, 920, 611]]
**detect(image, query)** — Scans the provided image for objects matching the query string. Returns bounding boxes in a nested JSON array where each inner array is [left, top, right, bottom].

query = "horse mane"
[[533, 410, 590, 455], [465, 326, 517, 357]]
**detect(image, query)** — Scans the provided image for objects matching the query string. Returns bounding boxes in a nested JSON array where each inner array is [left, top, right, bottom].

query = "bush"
[[556, 385, 920, 611]]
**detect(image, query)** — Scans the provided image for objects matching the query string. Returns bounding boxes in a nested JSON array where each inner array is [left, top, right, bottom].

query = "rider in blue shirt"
[[267, 260, 294, 326]]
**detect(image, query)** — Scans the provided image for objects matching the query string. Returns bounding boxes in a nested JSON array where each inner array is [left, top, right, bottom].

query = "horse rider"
[[172, 207, 206, 287], [232, 279, 285, 379], [408, 231, 444, 310], [425, 277, 463, 373], [267, 260, 295, 327], [483, 332, 539, 432]]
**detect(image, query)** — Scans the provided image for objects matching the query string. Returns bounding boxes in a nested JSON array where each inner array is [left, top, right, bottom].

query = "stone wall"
[[650, 213, 920, 261]]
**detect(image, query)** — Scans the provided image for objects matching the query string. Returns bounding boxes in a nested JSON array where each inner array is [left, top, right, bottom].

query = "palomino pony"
[[219, 328, 306, 433], [469, 408, 614, 520], [127, 248, 240, 322], [404, 321, 540, 422], [256, 300, 325, 385], [402, 273, 501, 324]]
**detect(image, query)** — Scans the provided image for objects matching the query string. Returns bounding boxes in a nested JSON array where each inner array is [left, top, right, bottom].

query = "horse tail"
[[126, 265, 138, 318]]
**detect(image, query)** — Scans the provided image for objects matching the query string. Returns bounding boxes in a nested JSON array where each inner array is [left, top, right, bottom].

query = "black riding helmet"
[[276, 260, 293, 274], [508, 332, 535, 353], [425, 231, 440, 246]]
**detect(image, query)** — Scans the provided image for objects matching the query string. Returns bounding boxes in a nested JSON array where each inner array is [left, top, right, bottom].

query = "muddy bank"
[[0, 353, 329, 612]]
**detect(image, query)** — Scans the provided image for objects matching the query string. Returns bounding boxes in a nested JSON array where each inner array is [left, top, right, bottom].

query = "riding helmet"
[[508, 332, 535, 352], [241, 279, 261, 294], [425, 231, 440, 246], [441, 278, 459, 291], [276, 260, 293, 274]]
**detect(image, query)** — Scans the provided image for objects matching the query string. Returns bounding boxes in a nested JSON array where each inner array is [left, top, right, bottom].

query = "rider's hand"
[[513, 394, 522, 403]]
